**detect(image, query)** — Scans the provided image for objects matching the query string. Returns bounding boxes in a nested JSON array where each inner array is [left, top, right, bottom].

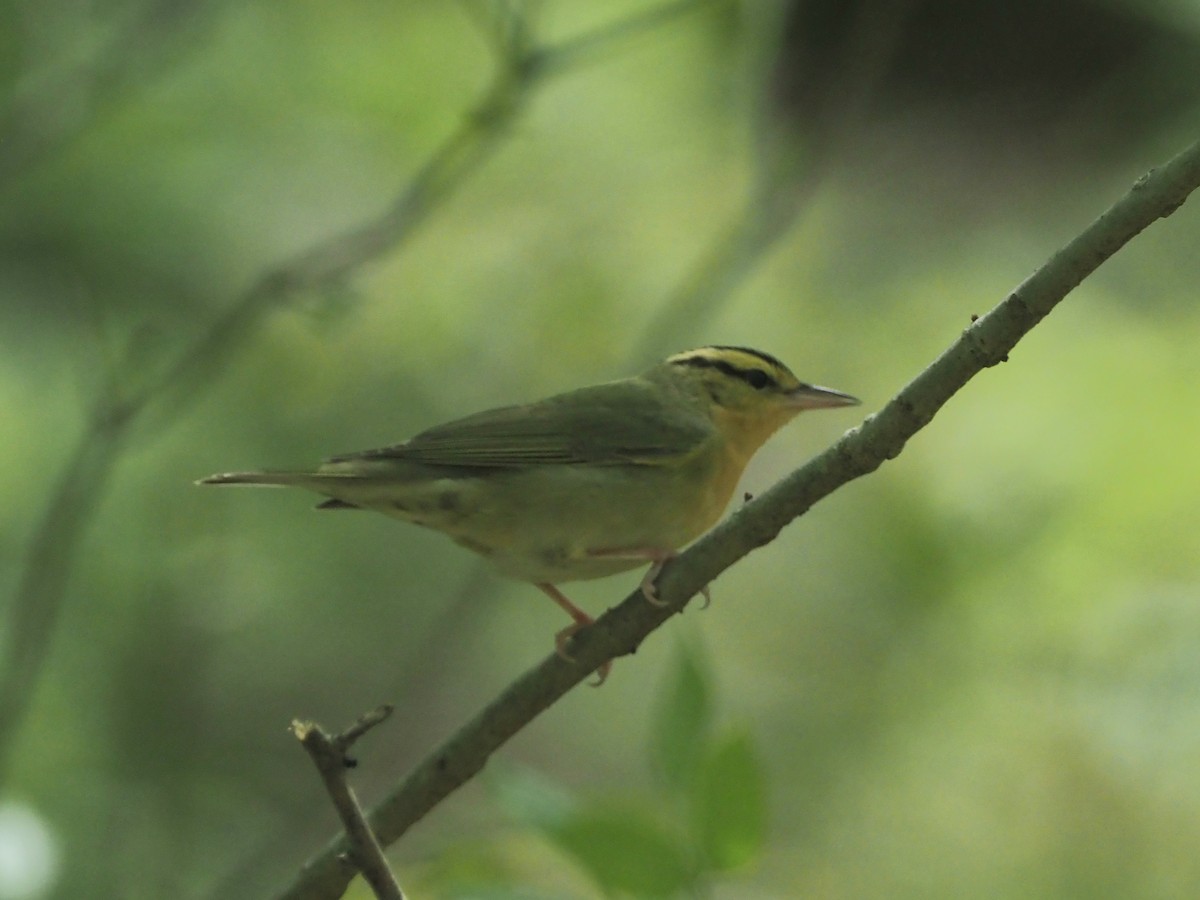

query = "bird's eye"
[[745, 369, 771, 390]]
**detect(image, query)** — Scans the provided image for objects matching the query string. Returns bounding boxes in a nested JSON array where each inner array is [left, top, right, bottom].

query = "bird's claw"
[[554, 621, 583, 660], [554, 621, 611, 686], [640, 580, 670, 608], [640, 564, 713, 611]]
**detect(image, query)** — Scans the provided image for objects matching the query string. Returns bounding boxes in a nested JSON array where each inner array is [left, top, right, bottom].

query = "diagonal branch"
[[271, 137, 1200, 900]]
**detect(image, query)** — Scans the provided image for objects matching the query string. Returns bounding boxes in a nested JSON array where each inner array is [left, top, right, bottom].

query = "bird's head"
[[659, 346, 860, 458]]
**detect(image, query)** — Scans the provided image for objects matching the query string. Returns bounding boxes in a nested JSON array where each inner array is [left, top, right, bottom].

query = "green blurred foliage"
[[1, 1, 1199, 898], [467, 647, 765, 897]]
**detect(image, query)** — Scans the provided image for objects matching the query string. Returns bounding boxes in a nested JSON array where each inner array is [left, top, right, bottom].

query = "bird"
[[199, 346, 859, 683]]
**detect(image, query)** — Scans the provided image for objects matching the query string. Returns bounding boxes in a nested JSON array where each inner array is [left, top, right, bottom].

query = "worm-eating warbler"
[[200, 346, 858, 681]]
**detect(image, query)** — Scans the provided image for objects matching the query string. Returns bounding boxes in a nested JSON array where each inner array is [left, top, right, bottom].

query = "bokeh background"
[[3, 1, 1200, 897]]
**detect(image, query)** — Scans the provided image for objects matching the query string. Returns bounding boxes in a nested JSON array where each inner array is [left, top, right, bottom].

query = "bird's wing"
[[325, 379, 713, 468]]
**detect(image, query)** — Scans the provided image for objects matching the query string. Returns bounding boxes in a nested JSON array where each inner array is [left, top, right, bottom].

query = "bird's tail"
[[196, 470, 320, 487]]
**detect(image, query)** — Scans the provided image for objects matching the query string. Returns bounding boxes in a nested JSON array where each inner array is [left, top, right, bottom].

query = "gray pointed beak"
[[786, 383, 861, 410]]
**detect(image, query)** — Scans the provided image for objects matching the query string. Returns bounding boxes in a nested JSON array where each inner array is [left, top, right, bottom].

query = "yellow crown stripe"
[[666, 346, 800, 390]]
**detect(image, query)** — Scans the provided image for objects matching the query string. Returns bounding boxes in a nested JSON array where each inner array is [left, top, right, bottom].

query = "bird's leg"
[[536, 583, 611, 686], [535, 582, 592, 654], [585, 547, 712, 609]]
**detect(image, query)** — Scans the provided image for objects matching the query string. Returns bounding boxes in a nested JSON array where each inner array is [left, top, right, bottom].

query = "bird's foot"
[[641, 568, 712, 609], [538, 583, 611, 686], [584, 546, 713, 610]]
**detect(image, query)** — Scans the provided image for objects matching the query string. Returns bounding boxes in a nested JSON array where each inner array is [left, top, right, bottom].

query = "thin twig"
[[271, 138, 1200, 900], [293, 707, 402, 900]]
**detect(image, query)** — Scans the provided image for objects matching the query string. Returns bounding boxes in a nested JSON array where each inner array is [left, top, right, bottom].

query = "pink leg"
[[586, 547, 712, 609], [536, 583, 611, 686]]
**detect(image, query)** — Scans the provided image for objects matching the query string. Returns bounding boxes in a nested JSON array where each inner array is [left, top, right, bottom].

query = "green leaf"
[[444, 888, 560, 900], [549, 806, 693, 897], [487, 764, 578, 831], [651, 643, 713, 792], [490, 767, 693, 895], [691, 731, 767, 872]]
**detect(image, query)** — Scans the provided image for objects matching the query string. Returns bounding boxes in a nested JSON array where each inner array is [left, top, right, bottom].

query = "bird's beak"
[[786, 384, 861, 410]]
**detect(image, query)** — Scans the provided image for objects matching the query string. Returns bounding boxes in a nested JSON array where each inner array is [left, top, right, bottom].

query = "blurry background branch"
[[273, 137, 1200, 900], [632, 0, 916, 361], [0, 0, 237, 191], [0, 0, 717, 780]]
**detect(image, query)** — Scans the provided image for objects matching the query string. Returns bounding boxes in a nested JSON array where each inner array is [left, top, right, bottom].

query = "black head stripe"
[[672, 352, 780, 391], [708, 345, 788, 372]]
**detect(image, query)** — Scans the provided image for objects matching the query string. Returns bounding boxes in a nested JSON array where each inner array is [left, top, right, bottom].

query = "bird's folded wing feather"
[[325, 380, 713, 468]]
